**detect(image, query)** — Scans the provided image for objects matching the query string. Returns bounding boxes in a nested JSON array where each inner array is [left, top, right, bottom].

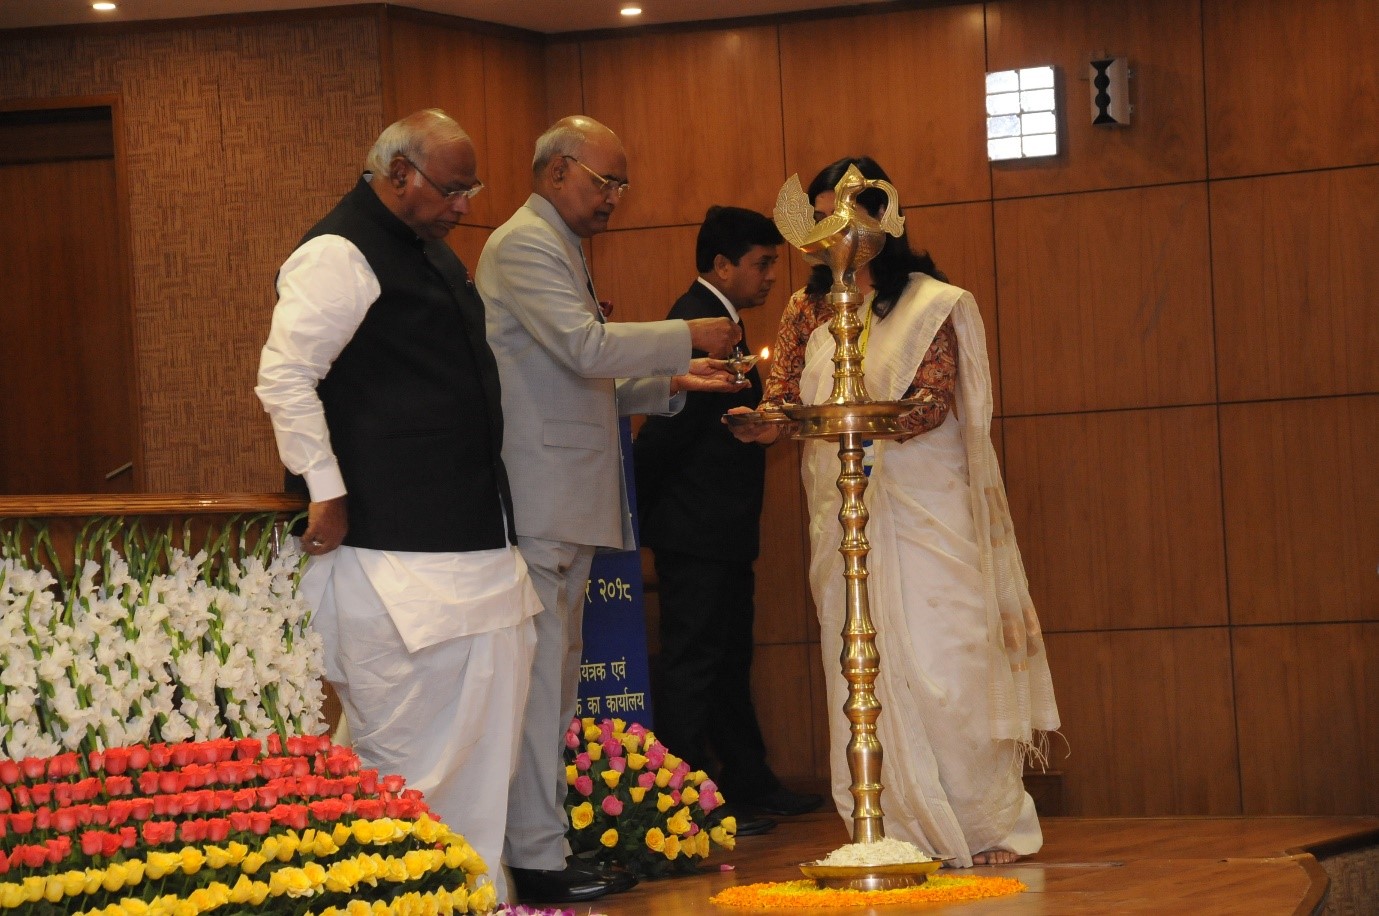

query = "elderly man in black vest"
[[257, 109, 540, 904]]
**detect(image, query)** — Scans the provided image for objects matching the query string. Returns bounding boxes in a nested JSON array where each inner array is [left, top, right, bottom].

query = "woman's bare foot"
[[971, 850, 1021, 865]]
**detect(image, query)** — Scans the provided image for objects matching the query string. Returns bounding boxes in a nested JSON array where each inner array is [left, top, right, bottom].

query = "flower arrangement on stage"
[[0, 516, 325, 759], [0, 516, 500, 912], [0, 734, 496, 914], [562, 717, 736, 878]]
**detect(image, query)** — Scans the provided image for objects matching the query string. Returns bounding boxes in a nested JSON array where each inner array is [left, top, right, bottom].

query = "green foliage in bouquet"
[[561, 717, 737, 878]]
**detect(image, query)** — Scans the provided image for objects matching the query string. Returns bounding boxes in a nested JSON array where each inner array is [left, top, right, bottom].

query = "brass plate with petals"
[[799, 858, 944, 891]]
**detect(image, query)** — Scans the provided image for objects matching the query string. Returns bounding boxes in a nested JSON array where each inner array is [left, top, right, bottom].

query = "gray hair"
[[365, 109, 469, 174], [531, 121, 592, 175]]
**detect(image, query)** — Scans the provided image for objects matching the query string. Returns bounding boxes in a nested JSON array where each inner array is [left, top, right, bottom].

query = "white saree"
[[800, 273, 1059, 866]]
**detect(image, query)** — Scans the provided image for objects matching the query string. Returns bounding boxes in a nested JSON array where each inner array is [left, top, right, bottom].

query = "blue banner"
[[576, 419, 653, 728]]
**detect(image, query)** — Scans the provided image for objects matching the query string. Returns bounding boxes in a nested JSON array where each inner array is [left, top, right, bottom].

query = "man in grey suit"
[[476, 115, 743, 904]]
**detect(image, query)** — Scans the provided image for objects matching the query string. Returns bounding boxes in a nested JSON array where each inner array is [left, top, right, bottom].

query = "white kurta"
[[799, 274, 1058, 866]]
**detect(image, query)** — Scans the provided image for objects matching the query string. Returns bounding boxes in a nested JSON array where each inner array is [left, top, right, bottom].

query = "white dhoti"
[[302, 546, 540, 901]]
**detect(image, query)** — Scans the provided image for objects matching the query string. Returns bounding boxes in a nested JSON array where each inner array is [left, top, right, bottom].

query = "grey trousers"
[[504, 536, 597, 870]]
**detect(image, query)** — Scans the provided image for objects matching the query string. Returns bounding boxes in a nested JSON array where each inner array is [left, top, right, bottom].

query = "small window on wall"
[[0, 105, 114, 166]]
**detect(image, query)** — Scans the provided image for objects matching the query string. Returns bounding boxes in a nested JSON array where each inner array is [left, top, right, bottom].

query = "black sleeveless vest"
[[285, 177, 515, 552]]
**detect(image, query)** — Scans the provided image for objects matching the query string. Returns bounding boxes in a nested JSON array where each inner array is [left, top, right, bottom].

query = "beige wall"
[[2, 0, 1375, 817]]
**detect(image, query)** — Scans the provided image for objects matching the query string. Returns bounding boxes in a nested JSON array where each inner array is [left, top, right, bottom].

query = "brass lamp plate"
[[799, 858, 943, 891], [721, 407, 791, 429], [781, 399, 922, 441]]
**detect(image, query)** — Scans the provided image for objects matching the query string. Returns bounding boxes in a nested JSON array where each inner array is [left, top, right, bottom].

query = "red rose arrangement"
[[0, 734, 495, 914]]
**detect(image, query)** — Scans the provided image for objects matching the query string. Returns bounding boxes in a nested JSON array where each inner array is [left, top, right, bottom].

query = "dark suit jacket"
[[633, 280, 765, 562]]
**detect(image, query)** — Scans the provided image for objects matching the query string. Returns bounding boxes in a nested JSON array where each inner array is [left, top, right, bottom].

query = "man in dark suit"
[[634, 206, 822, 833]]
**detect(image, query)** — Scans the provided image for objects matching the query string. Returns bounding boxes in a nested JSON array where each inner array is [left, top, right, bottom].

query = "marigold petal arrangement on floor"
[[709, 874, 1027, 908]]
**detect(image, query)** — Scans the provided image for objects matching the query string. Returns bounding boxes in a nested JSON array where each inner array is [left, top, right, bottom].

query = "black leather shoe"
[[734, 813, 778, 836], [710, 805, 777, 836], [567, 856, 639, 893], [746, 788, 824, 817], [509, 864, 613, 903]]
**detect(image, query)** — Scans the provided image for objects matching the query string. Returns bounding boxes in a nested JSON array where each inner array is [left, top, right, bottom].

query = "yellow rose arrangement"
[[562, 717, 735, 878]]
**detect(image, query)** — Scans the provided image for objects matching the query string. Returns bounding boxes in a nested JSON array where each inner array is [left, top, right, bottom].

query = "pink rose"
[[637, 772, 656, 790], [575, 775, 594, 797], [574, 752, 592, 772], [600, 795, 624, 816], [609, 757, 627, 773]]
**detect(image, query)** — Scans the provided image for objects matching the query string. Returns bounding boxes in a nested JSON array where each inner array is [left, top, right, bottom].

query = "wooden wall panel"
[[806, 627, 831, 791], [0, 157, 138, 493], [1211, 166, 1379, 402], [753, 642, 823, 784], [904, 200, 1000, 415], [995, 184, 1214, 414], [480, 35, 548, 229], [1219, 396, 1379, 625], [385, 17, 485, 127], [757, 440, 811, 646], [1004, 406, 1228, 632], [579, 27, 786, 228], [1203, 0, 1379, 178], [779, 5, 990, 208], [542, 39, 585, 125], [1234, 624, 1379, 815], [986, 0, 1207, 197], [591, 225, 700, 324], [447, 224, 490, 276], [1044, 629, 1241, 816]]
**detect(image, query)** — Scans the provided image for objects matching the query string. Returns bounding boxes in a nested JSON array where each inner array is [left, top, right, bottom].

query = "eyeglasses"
[[562, 155, 630, 198], [405, 157, 484, 200]]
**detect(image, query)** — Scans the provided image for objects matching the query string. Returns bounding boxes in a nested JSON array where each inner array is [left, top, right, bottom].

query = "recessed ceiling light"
[[620, 5, 642, 16], [92, 2, 117, 10]]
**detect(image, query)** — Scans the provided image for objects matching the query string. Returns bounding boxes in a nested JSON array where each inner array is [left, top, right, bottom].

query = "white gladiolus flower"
[[1, 517, 325, 758]]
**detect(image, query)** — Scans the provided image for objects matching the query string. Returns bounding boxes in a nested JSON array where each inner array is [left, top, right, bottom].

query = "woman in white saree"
[[730, 157, 1059, 866]]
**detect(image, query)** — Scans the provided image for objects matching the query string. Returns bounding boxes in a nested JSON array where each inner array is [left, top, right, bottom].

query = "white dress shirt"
[[695, 276, 742, 324]]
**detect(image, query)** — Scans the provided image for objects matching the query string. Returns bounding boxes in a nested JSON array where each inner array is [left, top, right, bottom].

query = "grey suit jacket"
[[476, 193, 691, 550]]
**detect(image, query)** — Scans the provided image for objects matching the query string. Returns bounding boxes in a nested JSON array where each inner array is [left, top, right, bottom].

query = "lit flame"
[[760, 346, 770, 361]]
